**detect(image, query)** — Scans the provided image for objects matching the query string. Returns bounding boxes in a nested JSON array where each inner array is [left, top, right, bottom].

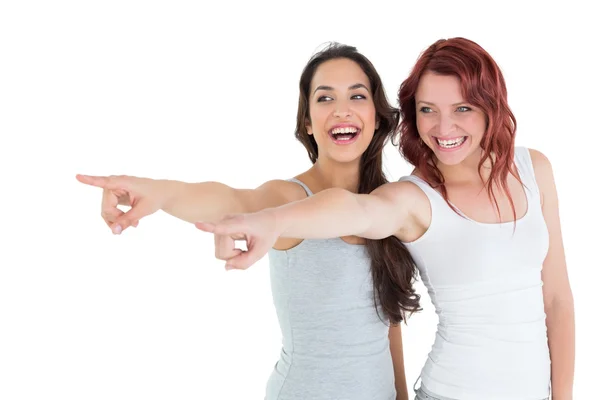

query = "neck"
[[307, 156, 361, 193]]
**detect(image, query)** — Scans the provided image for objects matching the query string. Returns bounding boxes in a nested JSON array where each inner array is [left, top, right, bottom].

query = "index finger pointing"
[[76, 174, 122, 190]]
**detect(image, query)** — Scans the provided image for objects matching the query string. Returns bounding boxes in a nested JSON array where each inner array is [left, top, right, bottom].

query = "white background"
[[1, 0, 598, 399]]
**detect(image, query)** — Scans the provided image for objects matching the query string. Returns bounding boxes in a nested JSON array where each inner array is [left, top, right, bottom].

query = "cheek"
[[365, 111, 379, 139], [467, 116, 487, 137], [416, 115, 433, 136], [309, 108, 327, 128], [358, 105, 377, 126], [357, 112, 374, 134], [368, 104, 377, 120]]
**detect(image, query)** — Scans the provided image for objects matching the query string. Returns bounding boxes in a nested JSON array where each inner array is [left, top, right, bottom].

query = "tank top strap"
[[513, 146, 541, 201], [398, 175, 446, 206], [287, 178, 313, 196], [398, 174, 462, 229]]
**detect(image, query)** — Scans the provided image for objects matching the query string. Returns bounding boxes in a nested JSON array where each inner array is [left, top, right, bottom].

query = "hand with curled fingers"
[[195, 210, 280, 270], [76, 174, 166, 235]]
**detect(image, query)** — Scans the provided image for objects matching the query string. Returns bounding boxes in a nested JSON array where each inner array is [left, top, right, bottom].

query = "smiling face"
[[306, 57, 378, 164], [415, 71, 487, 166]]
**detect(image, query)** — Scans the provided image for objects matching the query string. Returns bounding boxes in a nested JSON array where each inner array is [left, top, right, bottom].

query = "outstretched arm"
[[196, 181, 421, 269], [76, 174, 302, 233], [270, 181, 418, 240]]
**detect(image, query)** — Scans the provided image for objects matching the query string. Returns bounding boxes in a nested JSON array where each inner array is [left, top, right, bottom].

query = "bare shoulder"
[[372, 180, 430, 221], [528, 148, 553, 173], [527, 148, 556, 183], [527, 148, 558, 205], [232, 179, 310, 214], [369, 180, 431, 242], [372, 180, 429, 204]]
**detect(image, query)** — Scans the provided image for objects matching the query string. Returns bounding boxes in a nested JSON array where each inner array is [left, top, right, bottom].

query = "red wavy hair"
[[397, 37, 521, 221]]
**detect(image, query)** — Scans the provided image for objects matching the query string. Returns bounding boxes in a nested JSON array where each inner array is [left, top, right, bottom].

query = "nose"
[[333, 99, 352, 118], [437, 114, 457, 137]]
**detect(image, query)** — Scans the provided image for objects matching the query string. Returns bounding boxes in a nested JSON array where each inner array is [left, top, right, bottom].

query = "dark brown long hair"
[[295, 43, 421, 324], [397, 37, 521, 222]]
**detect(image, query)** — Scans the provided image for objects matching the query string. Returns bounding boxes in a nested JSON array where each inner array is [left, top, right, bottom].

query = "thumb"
[[225, 238, 272, 270], [224, 245, 267, 270], [195, 222, 216, 233]]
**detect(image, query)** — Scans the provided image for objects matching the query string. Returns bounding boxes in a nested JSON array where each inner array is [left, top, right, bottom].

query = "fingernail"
[[113, 224, 122, 235]]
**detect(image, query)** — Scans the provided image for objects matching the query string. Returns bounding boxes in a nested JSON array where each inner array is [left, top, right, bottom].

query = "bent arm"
[[531, 149, 575, 400]]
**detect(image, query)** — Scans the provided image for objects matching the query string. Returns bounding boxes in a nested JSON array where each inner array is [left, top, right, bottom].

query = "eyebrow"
[[313, 83, 370, 95], [417, 100, 469, 106]]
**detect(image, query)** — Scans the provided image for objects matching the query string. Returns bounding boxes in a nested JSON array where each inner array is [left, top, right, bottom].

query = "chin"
[[333, 154, 363, 164], [438, 146, 485, 166], [329, 148, 366, 164], [428, 136, 482, 167], [435, 154, 466, 166]]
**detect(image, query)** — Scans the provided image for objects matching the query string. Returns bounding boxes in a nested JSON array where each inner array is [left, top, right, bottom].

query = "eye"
[[456, 106, 472, 112], [351, 94, 367, 100], [317, 95, 333, 102], [419, 106, 433, 113]]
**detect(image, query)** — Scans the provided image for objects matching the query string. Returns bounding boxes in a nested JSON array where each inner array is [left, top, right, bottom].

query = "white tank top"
[[399, 147, 551, 400]]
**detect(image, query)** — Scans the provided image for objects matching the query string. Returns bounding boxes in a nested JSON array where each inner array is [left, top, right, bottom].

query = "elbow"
[[545, 289, 574, 315]]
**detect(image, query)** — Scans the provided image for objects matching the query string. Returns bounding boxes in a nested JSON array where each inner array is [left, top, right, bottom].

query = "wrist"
[[261, 207, 287, 237], [158, 179, 179, 210]]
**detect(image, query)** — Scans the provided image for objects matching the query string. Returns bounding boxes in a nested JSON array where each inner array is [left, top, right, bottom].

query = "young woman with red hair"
[[198, 37, 575, 400]]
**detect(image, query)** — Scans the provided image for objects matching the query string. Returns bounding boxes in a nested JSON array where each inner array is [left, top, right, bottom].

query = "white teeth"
[[331, 127, 358, 135], [437, 137, 466, 148]]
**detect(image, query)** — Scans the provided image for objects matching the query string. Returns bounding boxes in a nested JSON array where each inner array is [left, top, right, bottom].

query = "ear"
[[375, 118, 380, 130], [305, 118, 313, 135]]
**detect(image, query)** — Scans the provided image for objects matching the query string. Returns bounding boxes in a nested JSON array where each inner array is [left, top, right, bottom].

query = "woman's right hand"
[[76, 174, 167, 234], [195, 210, 281, 270]]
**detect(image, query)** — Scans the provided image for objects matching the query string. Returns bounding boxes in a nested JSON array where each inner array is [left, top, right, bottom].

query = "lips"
[[328, 124, 361, 144], [434, 136, 467, 150]]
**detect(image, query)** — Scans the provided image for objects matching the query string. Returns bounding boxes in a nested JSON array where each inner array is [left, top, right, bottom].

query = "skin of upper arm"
[[358, 181, 428, 241]]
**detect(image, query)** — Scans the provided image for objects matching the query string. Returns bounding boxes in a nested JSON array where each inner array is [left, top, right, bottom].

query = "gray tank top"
[[264, 178, 396, 400]]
